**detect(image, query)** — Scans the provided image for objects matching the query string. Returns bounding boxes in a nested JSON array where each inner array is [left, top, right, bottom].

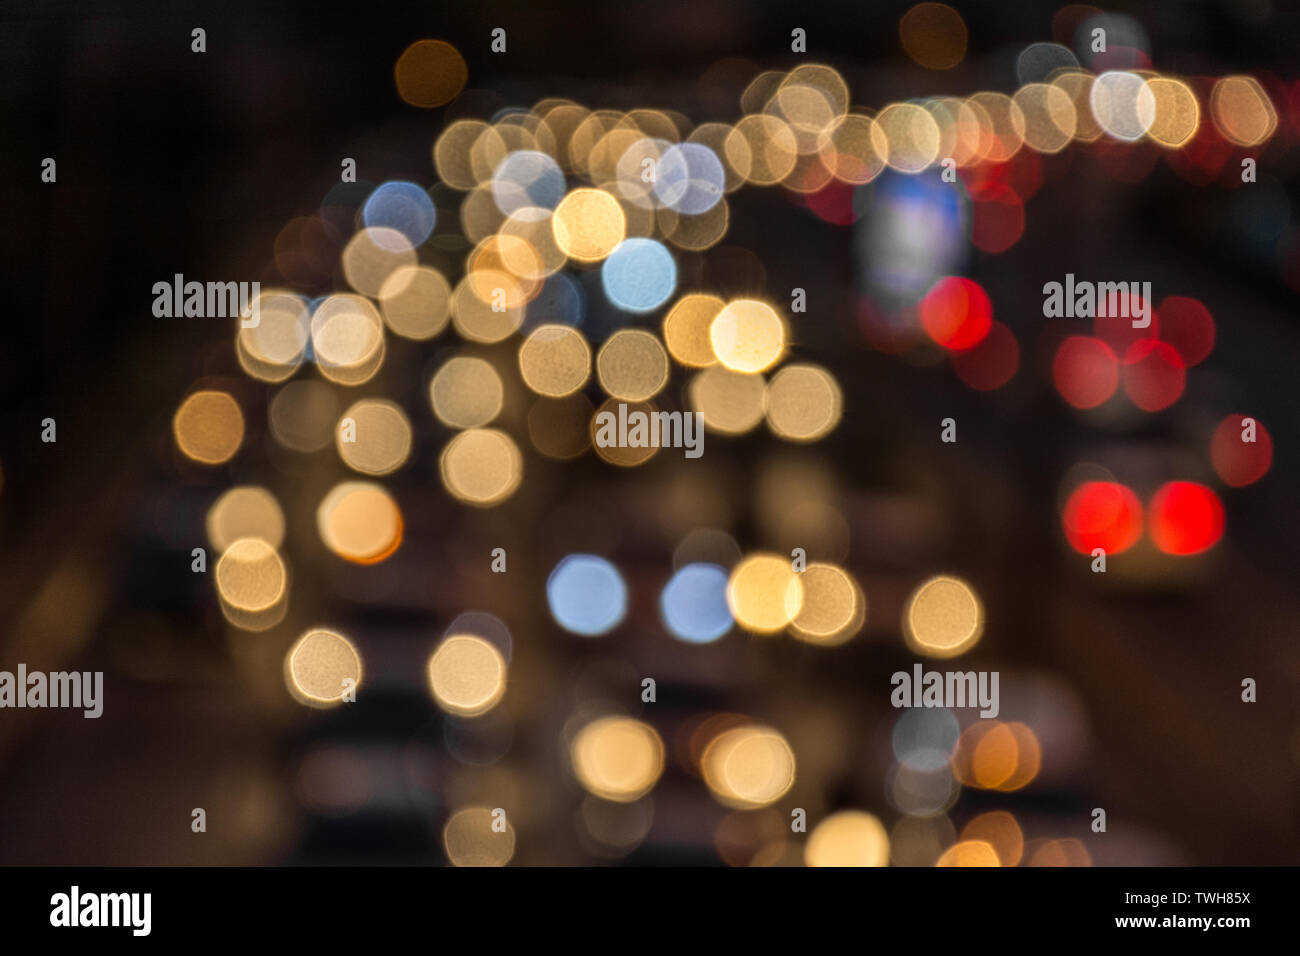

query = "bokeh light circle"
[[904, 575, 984, 658], [363, 181, 436, 250], [571, 716, 665, 802], [1121, 339, 1186, 413], [898, 3, 968, 71], [552, 188, 627, 262], [600, 238, 677, 314], [547, 554, 628, 636], [1211, 415, 1273, 487], [654, 143, 726, 214], [920, 276, 992, 350], [285, 628, 363, 708], [439, 428, 523, 507], [660, 563, 733, 643], [1061, 481, 1142, 555], [518, 324, 592, 397], [1149, 481, 1225, 555], [394, 39, 467, 108], [206, 486, 285, 553], [764, 364, 842, 441], [174, 390, 245, 465], [702, 724, 797, 809], [492, 150, 566, 217], [709, 299, 785, 373], [596, 329, 670, 401], [316, 481, 403, 563], [726, 554, 803, 634], [1053, 336, 1119, 409], [427, 635, 507, 717], [789, 563, 864, 646]]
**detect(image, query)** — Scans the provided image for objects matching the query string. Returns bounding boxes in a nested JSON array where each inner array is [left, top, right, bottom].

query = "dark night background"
[[1, 0, 1298, 865]]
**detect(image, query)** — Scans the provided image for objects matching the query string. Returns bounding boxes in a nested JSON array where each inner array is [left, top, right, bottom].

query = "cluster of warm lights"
[[160, 11, 1287, 866], [854, 3, 1288, 410], [543, 549, 866, 648], [952, 720, 1043, 793], [280, 617, 514, 725]]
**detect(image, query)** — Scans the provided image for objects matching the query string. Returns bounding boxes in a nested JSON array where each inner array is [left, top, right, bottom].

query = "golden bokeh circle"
[[805, 810, 890, 866], [427, 635, 508, 717], [206, 486, 285, 553], [500, 207, 568, 278], [789, 562, 864, 645], [571, 716, 665, 803], [689, 367, 767, 435], [663, 293, 725, 368], [215, 537, 286, 614], [768, 83, 839, 155], [439, 428, 523, 506], [782, 64, 851, 121], [394, 39, 468, 108], [936, 840, 1001, 867], [709, 299, 786, 373], [551, 188, 626, 263], [460, 182, 508, 244], [237, 291, 309, 382], [467, 237, 543, 307], [316, 482, 403, 564], [450, 270, 526, 344], [1210, 75, 1277, 147], [1051, 71, 1103, 143], [443, 807, 516, 867], [285, 628, 363, 708], [378, 264, 452, 341], [310, 294, 387, 387], [967, 91, 1026, 162], [434, 119, 492, 189], [336, 399, 412, 476], [429, 356, 504, 429], [1012, 81, 1077, 154], [819, 112, 889, 185], [518, 324, 592, 397], [764, 363, 842, 441], [727, 553, 804, 634], [903, 574, 984, 658], [342, 227, 417, 299], [961, 810, 1024, 866], [702, 724, 796, 809], [726, 114, 798, 185], [596, 329, 669, 402], [876, 102, 943, 172], [1144, 77, 1201, 149], [174, 390, 245, 465]]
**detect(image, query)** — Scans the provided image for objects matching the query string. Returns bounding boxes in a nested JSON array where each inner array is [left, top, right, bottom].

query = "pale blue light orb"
[[547, 554, 627, 636], [891, 708, 960, 772], [492, 150, 566, 216], [600, 238, 676, 314], [362, 181, 436, 250], [654, 143, 726, 214], [660, 563, 733, 643]]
